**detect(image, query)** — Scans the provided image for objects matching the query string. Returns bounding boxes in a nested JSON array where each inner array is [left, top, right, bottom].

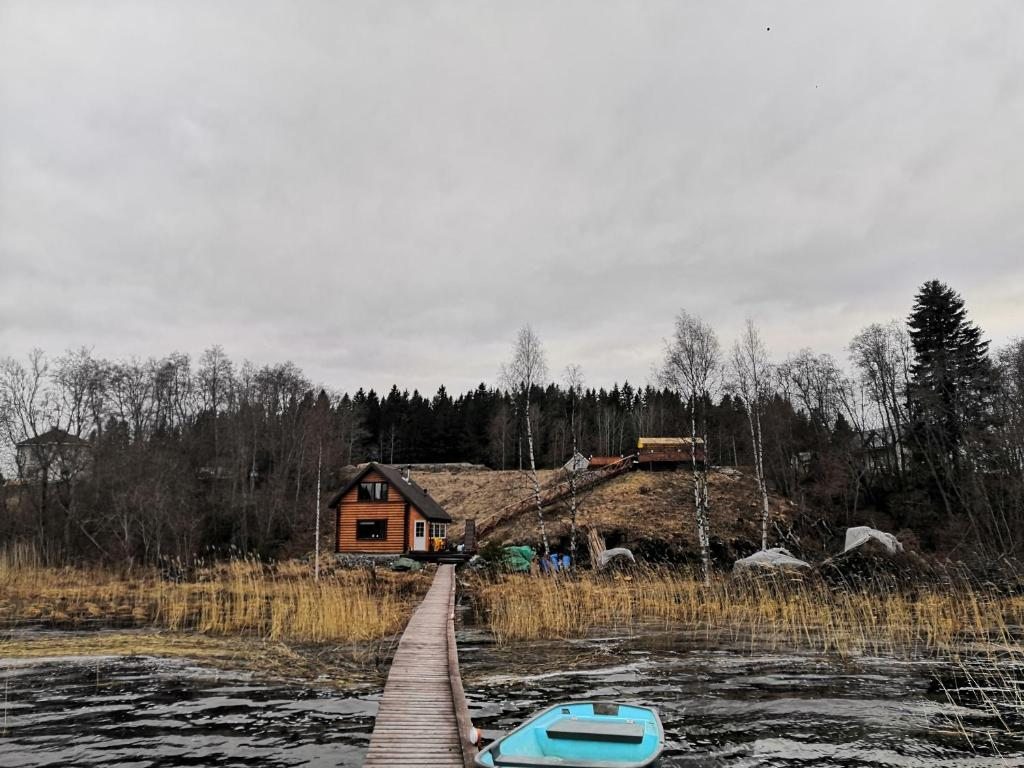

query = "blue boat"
[[475, 701, 664, 767]]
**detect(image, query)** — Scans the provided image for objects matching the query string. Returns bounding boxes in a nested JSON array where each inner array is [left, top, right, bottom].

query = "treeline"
[[662, 281, 1024, 567], [0, 347, 715, 565], [1, 280, 1021, 566]]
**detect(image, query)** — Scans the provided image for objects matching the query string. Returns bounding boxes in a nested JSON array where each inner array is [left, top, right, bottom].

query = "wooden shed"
[[636, 436, 706, 469], [327, 462, 453, 556]]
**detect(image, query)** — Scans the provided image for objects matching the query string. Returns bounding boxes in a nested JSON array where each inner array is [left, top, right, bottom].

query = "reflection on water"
[[0, 656, 378, 767], [2, 633, 1021, 767], [460, 632, 1024, 767]]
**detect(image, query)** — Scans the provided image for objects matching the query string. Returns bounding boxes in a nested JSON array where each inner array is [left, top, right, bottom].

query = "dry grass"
[[0, 630, 394, 684], [0, 545, 427, 644], [428, 466, 793, 550], [472, 569, 1024, 658]]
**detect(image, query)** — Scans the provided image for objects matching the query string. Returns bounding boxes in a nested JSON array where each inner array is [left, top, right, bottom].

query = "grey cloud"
[[1, 1, 1022, 395]]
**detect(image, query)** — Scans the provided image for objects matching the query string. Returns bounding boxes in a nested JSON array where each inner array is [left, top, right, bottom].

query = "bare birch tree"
[[779, 350, 847, 434], [501, 325, 550, 557], [660, 310, 720, 579], [729, 319, 773, 551]]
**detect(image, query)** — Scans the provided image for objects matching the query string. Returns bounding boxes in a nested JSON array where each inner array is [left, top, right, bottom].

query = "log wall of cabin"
[[335, 469, 428, 553]]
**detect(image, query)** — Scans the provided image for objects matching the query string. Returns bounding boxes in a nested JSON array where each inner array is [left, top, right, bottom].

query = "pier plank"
[[363, 564, 474, 768]]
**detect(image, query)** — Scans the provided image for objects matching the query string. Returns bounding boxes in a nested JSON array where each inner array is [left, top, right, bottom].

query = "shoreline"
[[0, 626, 396, 687]]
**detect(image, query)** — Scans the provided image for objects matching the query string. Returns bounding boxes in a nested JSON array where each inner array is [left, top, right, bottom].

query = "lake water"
[[459, 632, 1024, 767], [0, 655, 378, 767], [1, 631, 1021, 767]]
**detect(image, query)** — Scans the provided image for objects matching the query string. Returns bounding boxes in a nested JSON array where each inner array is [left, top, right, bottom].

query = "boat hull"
[[475, 701, 664, 768]]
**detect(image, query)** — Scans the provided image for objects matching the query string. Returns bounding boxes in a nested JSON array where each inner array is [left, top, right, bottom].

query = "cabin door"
[[413, 520, 426, 551]]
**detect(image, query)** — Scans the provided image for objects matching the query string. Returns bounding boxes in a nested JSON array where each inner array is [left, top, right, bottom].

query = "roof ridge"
[[326, 461, 451, 522]]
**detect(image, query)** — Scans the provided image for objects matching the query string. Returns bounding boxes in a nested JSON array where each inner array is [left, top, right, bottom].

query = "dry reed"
[[472, 568, 1024, 658], [0, 545, 426, 644]]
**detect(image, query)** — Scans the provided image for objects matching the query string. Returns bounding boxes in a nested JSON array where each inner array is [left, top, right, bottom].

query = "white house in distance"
[[15, 428, 91, 482]]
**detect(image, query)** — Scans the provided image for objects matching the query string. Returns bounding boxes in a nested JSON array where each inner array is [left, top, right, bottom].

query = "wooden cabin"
[[636, 436, 705, 470], [328, 462, 452, 556]]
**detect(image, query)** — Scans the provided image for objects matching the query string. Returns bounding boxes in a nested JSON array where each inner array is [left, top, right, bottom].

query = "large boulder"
[[819, 527, 930, 587], [844, 526, 903, 554], [597, 547, 636, 570], [390, 556, 423, 572], [733, 547, 811, 572]]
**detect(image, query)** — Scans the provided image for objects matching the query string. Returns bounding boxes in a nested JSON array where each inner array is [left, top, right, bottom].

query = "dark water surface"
[[460, 632, 1024, 767], [2, 632, 1022, 767], [0, 655, 379, 767]]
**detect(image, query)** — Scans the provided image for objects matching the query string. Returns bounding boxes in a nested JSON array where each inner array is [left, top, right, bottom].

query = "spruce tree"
[[907, 280, 992, 493]]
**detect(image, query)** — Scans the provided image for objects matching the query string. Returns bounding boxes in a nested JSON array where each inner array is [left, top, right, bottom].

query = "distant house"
[[852, 429, 909, 474], [562, 452, 589, 473], [636, 436, 706, 470], [327, 462, 452, 556], [15, 428, 91, 481]]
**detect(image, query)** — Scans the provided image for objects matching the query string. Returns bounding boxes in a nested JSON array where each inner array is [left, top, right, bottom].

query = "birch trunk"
[[754, 406, 770, 551], [700, 420, 712, 562], [568, 468, 578, 565], [524, 399, 550, 557], [743, 397, 770, 551], [565, 364, 584, 568], [567, 426, 580, 567], [690, 392, 711, 579], [314, 438, 322, 581]]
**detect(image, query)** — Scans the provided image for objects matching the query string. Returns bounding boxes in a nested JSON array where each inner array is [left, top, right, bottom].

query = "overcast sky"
[[1, 2, 1022, 395]]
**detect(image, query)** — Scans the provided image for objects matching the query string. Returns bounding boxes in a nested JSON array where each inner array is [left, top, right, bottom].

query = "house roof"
[[16, 428, 88, 448], [326, 462, 452, 522], [637, 436, 705, 449]]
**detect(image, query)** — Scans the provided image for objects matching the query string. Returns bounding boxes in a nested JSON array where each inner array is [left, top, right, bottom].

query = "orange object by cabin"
[[328, 462, 451, 555]]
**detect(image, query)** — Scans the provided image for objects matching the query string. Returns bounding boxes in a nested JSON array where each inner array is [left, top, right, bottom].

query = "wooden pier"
[[363, 563, 476, 768]]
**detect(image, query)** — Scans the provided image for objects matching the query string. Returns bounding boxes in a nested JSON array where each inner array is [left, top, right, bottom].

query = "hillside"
[[401, 465, 797, 565]]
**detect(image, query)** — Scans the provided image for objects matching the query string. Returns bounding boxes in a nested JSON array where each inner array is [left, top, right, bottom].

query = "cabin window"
[[356, 519, 388, 540], [430, 522, 448, 539], [357, 481, 389, 502]]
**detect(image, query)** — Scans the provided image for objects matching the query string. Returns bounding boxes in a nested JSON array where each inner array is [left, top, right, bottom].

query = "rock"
[[390, 557, 423, 572], [818, 536, 932, 588], [597, 547, 636, 569], [843, 526, 903, 554], [733, 547, 811, 572]]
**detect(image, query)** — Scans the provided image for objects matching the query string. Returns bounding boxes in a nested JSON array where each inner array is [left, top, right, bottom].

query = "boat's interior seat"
[[493, 757, 634, 768], [545, 717, 645, 744]]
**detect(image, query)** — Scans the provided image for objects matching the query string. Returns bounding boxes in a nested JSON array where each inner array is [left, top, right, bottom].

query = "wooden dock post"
[[363, 563, 477, 767]]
